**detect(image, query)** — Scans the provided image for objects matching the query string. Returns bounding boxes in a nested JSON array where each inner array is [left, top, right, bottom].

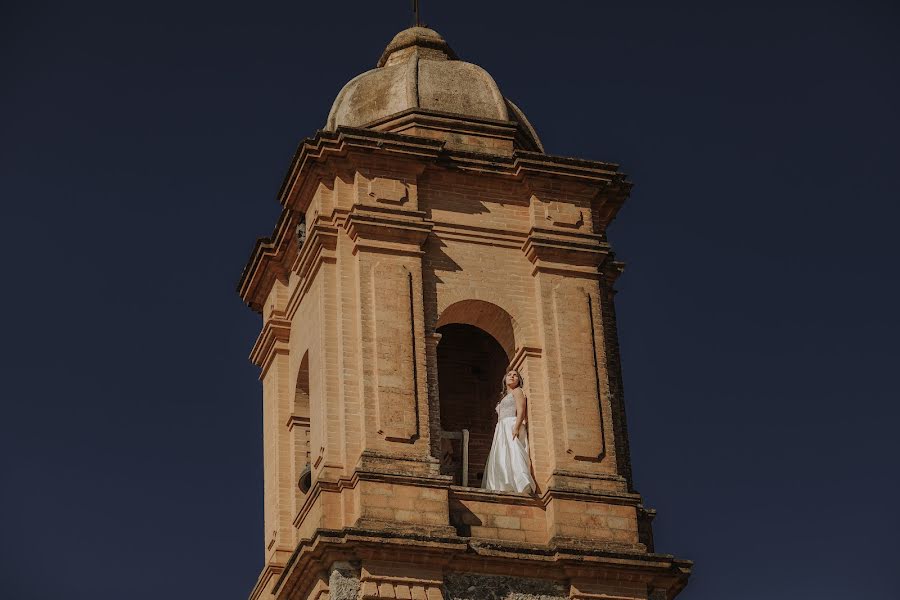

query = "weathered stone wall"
[[444, 573, 567, 600], [328, 562, 361, 600]]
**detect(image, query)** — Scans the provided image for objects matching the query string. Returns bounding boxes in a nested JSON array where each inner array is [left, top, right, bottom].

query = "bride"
[[481, 370, 535, 494]]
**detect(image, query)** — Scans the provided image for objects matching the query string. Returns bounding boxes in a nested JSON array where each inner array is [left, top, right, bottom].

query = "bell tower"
[[239, 26, 691, 600]]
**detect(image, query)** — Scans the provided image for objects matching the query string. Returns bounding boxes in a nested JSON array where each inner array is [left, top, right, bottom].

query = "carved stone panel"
[[368, 177, 409, 205], [545, 200, 584, 228]]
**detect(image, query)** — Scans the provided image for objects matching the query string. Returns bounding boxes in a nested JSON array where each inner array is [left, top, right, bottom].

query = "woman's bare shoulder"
[[511, 387, 526, 399]]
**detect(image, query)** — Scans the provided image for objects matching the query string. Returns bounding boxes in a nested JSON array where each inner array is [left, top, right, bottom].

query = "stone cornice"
[[282, 221, 339, 321], [282, 465, 690, 599], [594, 179, 631, 229], [277, 128, 445, 211], [292, 459, 450, 530], [286, 414, 310, 431], [248, 563, 285, 600], [431, 220, 526, 249], [599, 256, 627, 290], [522, 226, 611, 277], [344, 206, 432, 255], [274, 124, 627, 212], [273, 527, 691, 600], [293, 221, 339, 280], [249, 316, 291, 376], [237, 208, 296, 313], [509, 345, 542, 371], [238, 127, 630, 312], [366, 108, 530, 148]]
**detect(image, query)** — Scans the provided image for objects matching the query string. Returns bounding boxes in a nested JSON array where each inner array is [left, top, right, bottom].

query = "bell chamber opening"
[[436, 323, 509, 488]]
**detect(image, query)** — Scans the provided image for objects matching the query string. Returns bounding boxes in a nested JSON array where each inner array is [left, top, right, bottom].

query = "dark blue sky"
[[2, 1, 898, 598]]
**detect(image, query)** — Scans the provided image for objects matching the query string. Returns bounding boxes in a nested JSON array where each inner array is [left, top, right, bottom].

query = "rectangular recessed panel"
[[372, 262, 418, 441], [554, 286, 604, 459]]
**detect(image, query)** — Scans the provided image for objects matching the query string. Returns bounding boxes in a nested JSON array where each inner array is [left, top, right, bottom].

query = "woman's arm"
[[512, 387, 527, 439]]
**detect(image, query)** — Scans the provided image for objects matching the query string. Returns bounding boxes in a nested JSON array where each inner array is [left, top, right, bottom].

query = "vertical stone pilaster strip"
[[408, 270, 422, 439], [599, 264, 633, 490], [371, 262, 418, 441], [587, 293, 607, 458], [552, 283, 604, 460]]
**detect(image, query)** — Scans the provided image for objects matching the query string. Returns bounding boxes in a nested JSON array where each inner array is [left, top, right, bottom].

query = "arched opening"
[[293, 352, 312, 495], [436, 299, 516, 360], [437, 323, 509, 487]]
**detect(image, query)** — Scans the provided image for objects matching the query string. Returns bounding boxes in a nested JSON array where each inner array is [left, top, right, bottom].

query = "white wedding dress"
[[481, 392, 535, 494]]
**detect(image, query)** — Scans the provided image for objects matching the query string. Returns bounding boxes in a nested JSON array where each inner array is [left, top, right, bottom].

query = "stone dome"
[[325, 27, 543, 152]]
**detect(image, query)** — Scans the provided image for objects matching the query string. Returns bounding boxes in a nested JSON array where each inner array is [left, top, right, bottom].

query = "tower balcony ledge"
[[272, 526, 692, 600]]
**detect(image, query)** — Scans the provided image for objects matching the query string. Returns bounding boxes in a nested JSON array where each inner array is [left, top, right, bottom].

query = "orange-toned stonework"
[[239, 26, 691, 600]]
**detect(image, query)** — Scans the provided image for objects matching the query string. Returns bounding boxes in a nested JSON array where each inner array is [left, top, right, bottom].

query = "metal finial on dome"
[[412, 0, 421, 27]]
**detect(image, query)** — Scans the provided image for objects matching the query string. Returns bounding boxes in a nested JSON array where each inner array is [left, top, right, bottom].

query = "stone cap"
[[325, 26, 543, 153], [377, 27, 458, 67]]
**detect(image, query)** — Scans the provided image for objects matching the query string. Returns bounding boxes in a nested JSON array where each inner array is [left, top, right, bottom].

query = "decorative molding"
[[284, 221, 339, 320], [238, 208, 296, 313], [586, 293, 607, 462], [249, 317, 291, 375], [248, 563, 285, 600], [448, 485, 542, 508], [599, 257, 626, 290], [430, 220, 526, 249], [239, 127, 629, 313], [522, 227, 609, 278], [360, 562, 444, 600], [508, 345, 542, 372], [286, 414, 310, 431], [345, 207, 432, 255], [569, 579, 645, 600], [368, 176, 409, 205], [544, 200, 584, 228], [364, 107, 530, 153], [273, 526, 690, 600]]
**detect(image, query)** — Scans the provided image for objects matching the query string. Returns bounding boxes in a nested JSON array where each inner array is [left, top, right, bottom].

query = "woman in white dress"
[[481, 370, 535, 494]]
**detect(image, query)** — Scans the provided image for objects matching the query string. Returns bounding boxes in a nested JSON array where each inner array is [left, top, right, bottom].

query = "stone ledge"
[[272, 527, 692, 600]]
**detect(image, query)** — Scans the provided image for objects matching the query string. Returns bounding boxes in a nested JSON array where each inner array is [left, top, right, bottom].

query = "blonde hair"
[[499, 370, 524, 396]]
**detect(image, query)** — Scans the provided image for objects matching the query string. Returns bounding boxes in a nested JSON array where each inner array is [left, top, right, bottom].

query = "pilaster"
[[345, 204, 433, 459]]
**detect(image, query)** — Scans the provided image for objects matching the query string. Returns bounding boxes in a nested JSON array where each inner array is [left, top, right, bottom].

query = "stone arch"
[[436, 323, 509, 488], [434, 300, 521, 487], [436, 299, 517, 361], [292, 352, 312, 495]]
